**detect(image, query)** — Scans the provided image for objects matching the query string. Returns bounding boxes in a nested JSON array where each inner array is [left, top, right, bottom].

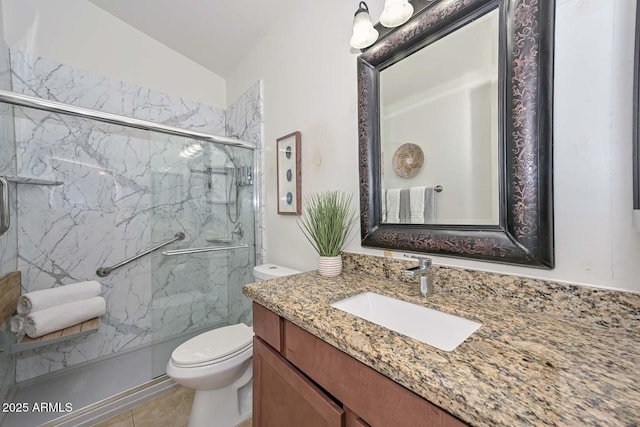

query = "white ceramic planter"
[[318, 255, 342, 277]]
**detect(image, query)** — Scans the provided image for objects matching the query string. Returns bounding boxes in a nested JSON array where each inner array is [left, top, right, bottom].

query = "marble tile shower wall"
[[0, 43, 17, 425], [226, 81, 264, 325], [7, 50, 261, 382], [226, 81, 265, 265]]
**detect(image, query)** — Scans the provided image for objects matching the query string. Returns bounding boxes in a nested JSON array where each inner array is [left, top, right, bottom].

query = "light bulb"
[[350, 2, 379, 49], [380, 0, 414, 28]]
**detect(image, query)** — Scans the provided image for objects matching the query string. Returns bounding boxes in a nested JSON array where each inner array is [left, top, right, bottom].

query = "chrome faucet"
[[403, 255, 433, 297]]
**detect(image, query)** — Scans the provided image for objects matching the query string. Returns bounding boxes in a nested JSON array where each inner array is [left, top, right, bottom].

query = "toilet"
[[166, 263, 300, 427]]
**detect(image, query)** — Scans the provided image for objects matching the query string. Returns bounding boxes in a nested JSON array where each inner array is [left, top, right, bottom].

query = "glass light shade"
[[379, 0, 414, 28], [350, 7, 379, 49]]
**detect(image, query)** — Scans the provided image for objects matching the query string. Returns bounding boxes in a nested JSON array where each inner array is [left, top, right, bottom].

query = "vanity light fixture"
[[350, 2, 379, 49], [350, 1, 415, 50], [380, 0, 414, 28]]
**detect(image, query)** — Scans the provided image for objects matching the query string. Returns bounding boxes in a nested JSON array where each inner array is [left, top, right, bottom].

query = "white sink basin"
[[330, 292, 481, 352]]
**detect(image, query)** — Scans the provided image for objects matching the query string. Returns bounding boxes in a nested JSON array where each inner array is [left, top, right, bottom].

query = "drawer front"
[[284, 321, 467, 427], [254, 337, 345, 427], [252, 302, 282, 352]]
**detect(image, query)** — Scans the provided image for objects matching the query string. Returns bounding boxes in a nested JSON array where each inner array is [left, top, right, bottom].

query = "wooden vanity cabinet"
[[253, 338, 345, 426], [252, 303, 467, 427]]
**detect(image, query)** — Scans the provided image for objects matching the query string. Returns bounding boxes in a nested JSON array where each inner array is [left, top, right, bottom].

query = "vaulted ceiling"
[[87, 0, 300, 79]]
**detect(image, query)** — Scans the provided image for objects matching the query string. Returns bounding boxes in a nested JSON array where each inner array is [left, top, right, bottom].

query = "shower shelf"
[[13, 318, 99, 353], [5, 176, 63, 186]]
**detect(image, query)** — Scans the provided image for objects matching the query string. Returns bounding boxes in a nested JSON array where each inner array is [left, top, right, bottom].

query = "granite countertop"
[[243, 267, 640, 427]]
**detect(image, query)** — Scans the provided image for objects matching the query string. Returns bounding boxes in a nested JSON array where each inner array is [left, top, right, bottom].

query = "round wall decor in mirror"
[[392, 143, 424, 178]]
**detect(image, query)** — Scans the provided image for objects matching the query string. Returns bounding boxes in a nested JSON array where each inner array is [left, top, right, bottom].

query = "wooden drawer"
[[252, 302, 282, 352], [254, 337, 345, 426], [284, 321, 467, 427]]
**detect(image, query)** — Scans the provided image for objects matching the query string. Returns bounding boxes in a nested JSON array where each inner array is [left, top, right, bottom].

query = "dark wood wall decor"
[[276, 131, 302, 215], [358, 0, 555, 268]]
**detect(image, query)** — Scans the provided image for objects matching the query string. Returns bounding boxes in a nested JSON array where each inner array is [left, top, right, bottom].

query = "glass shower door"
[[149, 139, 255, 377], [3, 102, 256, 423]]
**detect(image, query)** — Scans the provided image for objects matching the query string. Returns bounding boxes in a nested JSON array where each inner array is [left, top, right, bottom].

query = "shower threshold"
[[42, 376, 177, 427]]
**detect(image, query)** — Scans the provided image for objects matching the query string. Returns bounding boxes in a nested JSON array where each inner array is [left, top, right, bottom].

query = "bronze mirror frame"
[[633, 0, 640, 232], [358, 0, 555, 268]]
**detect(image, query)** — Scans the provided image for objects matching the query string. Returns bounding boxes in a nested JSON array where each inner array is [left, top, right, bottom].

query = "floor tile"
[[93, 410, 135, 427], [131, 387, 195, 427]]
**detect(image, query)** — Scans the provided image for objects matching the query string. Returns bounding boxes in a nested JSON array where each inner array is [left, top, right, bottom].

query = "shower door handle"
[[0, 176, 10, 236]]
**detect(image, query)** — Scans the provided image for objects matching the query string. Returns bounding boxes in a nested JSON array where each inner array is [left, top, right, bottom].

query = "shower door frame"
[[0, 89, 255, 149]]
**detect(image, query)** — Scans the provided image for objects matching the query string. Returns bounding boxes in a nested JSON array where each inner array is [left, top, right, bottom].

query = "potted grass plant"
[[298, 191, 358, 277]]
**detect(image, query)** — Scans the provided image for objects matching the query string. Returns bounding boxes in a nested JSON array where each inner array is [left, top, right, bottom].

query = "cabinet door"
[[345, 409, 371, 427], [253, 337, 345, 427]]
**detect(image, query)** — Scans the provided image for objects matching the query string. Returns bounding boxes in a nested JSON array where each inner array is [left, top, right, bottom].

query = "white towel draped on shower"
[[382, 186, 436, 224], [16, 297, 107, 338], [17, 281, 102, 315]]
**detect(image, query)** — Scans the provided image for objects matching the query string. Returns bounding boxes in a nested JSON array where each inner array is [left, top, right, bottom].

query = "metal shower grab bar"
[[0, 176, 9, 236], [162, 244, 248, 256], [96, 232, 185, 277]]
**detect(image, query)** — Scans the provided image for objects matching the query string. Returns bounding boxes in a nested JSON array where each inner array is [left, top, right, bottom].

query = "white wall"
[[382, 83, 497, 224], [2, 0, 227, 108], [227, 1, 367, 272], [228, 0, 640, 293]]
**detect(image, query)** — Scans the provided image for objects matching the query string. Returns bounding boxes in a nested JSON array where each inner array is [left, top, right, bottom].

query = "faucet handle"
[[403, 254, 432, 268]]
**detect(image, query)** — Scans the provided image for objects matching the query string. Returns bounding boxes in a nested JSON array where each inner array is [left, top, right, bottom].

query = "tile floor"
[[95, 387, 252, 427]]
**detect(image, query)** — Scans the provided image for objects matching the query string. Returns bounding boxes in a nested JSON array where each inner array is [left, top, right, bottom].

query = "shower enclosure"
[[0, 47, 258, 426]]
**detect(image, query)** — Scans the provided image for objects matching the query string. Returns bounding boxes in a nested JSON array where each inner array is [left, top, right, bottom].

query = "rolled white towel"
[[10, 315, 27, 335], [23, 297, 106, 338], [18, 281, 101, 315]]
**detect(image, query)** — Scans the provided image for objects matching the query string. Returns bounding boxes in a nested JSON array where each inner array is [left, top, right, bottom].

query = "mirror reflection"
[[380, 9, 499, 225]]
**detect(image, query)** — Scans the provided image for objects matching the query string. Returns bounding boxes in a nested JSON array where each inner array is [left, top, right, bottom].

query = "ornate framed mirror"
[[358, 0, 555, 268], [634, 0, 640, 232]]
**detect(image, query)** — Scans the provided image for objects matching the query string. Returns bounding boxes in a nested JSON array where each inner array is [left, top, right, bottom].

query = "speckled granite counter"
[[243, 255, 640, 427]]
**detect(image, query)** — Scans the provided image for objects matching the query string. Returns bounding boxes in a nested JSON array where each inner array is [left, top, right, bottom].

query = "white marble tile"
[[0, 44, 17, 277], [10, 52, 236, 381], [0, 44, 18, 415], [7, 51, 262, 382], [226, 81, 265, 266], [10, 51, 226, 135]]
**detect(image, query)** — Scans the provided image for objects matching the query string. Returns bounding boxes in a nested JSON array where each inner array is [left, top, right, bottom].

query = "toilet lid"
[[171, 323, 254, 367]]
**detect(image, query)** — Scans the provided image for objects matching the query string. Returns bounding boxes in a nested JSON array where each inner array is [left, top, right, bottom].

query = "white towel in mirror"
[[384, 188, 401, 223], [384, 186, 436, 224]]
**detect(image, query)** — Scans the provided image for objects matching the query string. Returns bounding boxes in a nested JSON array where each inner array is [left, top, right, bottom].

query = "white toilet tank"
[[253, 263, 300, 281]]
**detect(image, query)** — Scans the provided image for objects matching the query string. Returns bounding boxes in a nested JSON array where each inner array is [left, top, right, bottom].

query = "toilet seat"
[[171, 323, 254, 368]]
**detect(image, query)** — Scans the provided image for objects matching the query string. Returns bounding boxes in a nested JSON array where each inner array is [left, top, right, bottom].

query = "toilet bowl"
[[166, 264, 300, 427], [166, 323, 254, 427]]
